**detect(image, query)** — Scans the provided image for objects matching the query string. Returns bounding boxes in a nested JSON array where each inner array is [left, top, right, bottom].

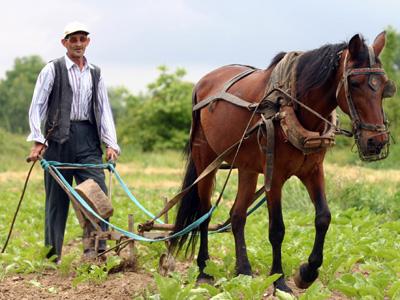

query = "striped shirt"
[[27, 55, 120, 153]]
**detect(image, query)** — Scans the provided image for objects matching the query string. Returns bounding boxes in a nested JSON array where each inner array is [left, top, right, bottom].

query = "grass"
[[325, 133, 400, 170], [0, 128, 31, 172], [1, 133, 400, 299]]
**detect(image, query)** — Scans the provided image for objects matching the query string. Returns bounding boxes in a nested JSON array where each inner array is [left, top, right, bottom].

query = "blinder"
[[368, 74, 379, 91], [383, 79, 397, 98]]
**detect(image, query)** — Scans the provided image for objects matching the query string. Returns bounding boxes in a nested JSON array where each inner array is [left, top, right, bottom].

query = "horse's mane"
[[267, 52, 287, 70], [267, 36, 372, 99], [295, 42, 351, 98]]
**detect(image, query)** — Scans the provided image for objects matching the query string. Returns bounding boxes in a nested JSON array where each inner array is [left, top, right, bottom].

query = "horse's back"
[[192, 65, 272, 172], [195, 65, 268, 104]]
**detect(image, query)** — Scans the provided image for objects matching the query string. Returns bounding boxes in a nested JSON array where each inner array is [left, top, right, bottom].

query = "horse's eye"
[[349, 80, 360, 87]]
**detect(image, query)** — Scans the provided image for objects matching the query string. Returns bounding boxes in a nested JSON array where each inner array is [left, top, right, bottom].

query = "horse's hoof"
[[236, 270, 253, 277], [236, 264, 253, 276], [274, 277, 293, 294], [293, 264, 318, 289], [196, 273, 214, 285]]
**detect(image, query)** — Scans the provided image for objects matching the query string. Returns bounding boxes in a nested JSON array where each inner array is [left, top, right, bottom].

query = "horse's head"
[[335, 32, 396, 161]]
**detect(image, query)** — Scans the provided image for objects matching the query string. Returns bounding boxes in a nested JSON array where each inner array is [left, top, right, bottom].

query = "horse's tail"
[[169, 89, 202, 258]]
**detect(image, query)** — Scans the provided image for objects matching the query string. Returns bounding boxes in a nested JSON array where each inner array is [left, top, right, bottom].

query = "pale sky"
[[1, 0, 400, 94]]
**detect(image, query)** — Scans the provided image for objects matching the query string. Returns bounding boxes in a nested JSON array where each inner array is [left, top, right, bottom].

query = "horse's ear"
[[348, 34, 365, 59], [372, 31, 386, 57]]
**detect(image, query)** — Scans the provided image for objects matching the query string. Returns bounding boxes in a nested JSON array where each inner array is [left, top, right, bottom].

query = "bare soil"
[[0, 263, 349, 300], [0, 270, 154, 300]]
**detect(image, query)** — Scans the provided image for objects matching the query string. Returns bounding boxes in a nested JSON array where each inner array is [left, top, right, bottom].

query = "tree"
[[381, 26, 400, 137], [119, 66, 194, 151], [0, 55, 45, 133], [381, 26, 400, 82]]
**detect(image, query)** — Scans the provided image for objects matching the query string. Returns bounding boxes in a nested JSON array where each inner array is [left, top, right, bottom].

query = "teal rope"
[[49, 163, 216, 242], [40, 159, 266, 242], [40, 160, 110, 170], [41, 160, 164, 224], [109, 164, 165, 224]]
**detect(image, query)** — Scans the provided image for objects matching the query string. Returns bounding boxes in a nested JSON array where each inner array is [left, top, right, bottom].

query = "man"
[[27, 21, 120, 261]]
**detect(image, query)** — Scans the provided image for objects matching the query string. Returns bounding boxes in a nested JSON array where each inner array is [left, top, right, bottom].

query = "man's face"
[[61, 32, 90, 59]]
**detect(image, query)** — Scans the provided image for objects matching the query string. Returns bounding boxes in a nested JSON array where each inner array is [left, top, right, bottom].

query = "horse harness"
[[144, 47, 395, 227], [336, 47, 391, 161], [142, 44, 396, 232], [192, 54, 338, 191]]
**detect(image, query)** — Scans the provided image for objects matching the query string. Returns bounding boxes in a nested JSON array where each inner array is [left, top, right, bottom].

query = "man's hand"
[[27, 142, 46, 162], [106, 147, 119, 162]]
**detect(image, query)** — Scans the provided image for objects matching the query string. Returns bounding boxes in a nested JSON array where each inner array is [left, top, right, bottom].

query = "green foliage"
[[152, 273, 198, 300], [152, 271, 281, 300], [381, 26, 400, 137], [58, 252, 79, 276], [0, 56, 45, 133], [328, 180, 400, 218], [119, 66, 193, 151], [72, 256, 122, 286], [1, 147, 400, 298], [329, 272, 389, 299], [388, 281, 400, 299], [381, 26, 400, 82], [218, 274, 281, 300], [298, 282, 331, 300], [0, 246, 57, 274]]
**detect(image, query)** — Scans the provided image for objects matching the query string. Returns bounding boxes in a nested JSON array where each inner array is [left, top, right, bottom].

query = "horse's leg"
[[196, 174, 217, 283], [191, 143, 218, 283], [267, 181, 292, 293], [231, 170, 258, 276], [294, 166, 331, 289]]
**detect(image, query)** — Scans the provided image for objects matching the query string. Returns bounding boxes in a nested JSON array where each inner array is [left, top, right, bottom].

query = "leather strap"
[[256, 115, 275, 191], [147, 121, 262, 224], [264, 118, 274, 191], [193, 91, 256, 112], [193, 68, 257, 112]]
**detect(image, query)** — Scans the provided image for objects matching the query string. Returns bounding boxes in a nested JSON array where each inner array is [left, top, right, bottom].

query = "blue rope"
[[40, 159, 266, 242], [41, 160, 110, 171], [47, 163, 216, 242], [42, 160, 164, 224], [109, 164, 165, 224]]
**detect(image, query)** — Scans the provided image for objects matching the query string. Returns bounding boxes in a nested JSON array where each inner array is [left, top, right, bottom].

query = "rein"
[[143, 115, 264, 227]]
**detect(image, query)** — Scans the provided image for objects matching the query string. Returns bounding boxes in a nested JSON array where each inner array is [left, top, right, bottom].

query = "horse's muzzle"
[[356, 131, 389, 161]]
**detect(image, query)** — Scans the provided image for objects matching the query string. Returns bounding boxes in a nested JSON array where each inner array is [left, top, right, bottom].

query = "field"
[[0, 133, 400, 299]]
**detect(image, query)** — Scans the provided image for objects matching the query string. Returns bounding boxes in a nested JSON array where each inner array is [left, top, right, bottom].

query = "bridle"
[[335, 47, 389, 161]]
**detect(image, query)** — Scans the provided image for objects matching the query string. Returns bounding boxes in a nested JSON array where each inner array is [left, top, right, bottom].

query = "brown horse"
[[169, 32, 395, 293]]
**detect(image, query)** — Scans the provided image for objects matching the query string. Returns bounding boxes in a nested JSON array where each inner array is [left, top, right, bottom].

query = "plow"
[[25, 157, 266, 273]]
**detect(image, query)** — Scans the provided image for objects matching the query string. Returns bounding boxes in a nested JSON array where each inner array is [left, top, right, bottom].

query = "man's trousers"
[[43, 121, 108, 259]]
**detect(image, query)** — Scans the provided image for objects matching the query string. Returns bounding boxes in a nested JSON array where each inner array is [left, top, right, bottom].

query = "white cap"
[[63, 21, 89, 38]]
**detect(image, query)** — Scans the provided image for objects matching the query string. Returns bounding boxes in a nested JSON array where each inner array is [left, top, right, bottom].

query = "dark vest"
[[44, 56, 102, 143]]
